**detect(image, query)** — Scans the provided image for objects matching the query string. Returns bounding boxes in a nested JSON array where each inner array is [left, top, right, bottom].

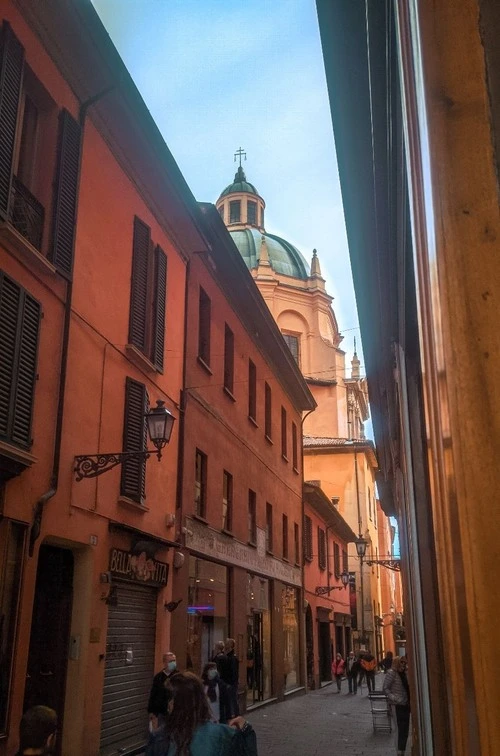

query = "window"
[[248, 490, 257, 544], [128, 217, 168, 371], [292, 422, 298, 471], [222, 471, 233, 532], [281, 406, 287, 458], [342, 548, 349, 573], [218, 205, 224, 221], [318, 528, 326, 571], [0, 273, 41, 450], [195, 449, 207, 518], [248, 359, 257, 421], [198, 287, 211, 366], [266, 503, 273, 553], [264, 382, 272, 439], [121, 377, 148, 504], [247, 200, 257, 225], [334, 542, 341, 578], [223, 324, 234, 395], [304, 515, 313, 562], [282, 515, 289, 560], [260, 207, 265, 227], [229, 200, 241, 223], [282, 333, 300, 365], [294, 522, 300, 565]]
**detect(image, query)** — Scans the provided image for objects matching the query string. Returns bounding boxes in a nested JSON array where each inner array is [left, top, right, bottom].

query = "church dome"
[[219, 166, 260, 198], [230, 227, 310, 280]]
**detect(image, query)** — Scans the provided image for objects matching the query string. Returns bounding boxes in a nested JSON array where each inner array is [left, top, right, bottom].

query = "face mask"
[[207, 669, 218, 681], [167, 660, 177, 672]]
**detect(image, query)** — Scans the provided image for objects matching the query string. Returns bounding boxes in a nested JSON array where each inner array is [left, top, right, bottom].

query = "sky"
[[90, 0, 363, 378]]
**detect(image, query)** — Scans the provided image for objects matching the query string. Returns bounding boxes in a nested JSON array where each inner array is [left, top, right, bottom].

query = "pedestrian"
[[202, 662, 230, 723], [145, 671, 258, 756], [331, 653, 345, 693], [383, 655, 411, 755], [345, 651, 358, 694], [15, 705, 58, 755], [148, 651, 178, 731], [380, 650, 394, 673], [360, 650, 377, 693], [223, 638, 240, 717], [212, 640, 229, 679]]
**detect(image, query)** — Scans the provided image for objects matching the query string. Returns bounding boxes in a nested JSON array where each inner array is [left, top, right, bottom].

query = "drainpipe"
[[29, 88, 115, 556], [301, 407, 315, 688], [175, 258, 190, 535]]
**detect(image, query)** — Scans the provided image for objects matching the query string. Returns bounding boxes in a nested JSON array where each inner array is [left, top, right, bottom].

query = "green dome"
[[230, 227, 310, 280], [219, 166, 260, 198]]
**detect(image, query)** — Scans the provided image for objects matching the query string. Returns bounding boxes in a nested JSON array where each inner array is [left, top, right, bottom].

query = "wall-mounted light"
[[315, 570, 350, 596], [74, 400, 175, 480]]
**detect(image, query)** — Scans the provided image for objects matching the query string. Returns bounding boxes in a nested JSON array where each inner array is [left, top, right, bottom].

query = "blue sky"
[[91, 0, 363, 379]]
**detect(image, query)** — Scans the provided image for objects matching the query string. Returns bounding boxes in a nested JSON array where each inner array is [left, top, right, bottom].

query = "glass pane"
[[186, 557, 227, 675]]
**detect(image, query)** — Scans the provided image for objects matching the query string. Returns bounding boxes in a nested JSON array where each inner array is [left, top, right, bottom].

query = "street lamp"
[[355, 535, 368, 646], [74, 400, 175, 480], [315, 569, 350, 596]]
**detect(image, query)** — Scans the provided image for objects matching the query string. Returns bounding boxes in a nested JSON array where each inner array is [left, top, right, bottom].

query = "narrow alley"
[[247, 677, 394, 756]]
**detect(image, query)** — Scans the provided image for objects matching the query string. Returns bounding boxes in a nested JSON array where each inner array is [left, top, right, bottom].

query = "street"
[[247, 676, 395, 756]]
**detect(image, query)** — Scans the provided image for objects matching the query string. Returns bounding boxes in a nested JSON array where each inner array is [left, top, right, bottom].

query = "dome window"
[[247, 200, 257, 226], [282, 332, 300, 366], [260, 207, 265, 228], [229, 200, 241, 223]]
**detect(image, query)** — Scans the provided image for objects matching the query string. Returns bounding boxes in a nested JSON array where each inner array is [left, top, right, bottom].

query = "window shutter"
[[0, 273, 40, 448], [51, 109, 81, 277], [303, 515, 313, 562], [0, 22, 24, 220], [120, 377, 147, 503], [128, 217, 151, 352], [152, 244, 167, 371]]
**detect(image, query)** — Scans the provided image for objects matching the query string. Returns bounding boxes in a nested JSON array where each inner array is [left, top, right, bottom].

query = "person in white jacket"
[[383, 656, 410, 756]]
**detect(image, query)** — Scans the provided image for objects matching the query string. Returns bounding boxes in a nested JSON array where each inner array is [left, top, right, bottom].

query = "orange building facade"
[[0, 2, 209, 754], [170, 204, 315, 711]]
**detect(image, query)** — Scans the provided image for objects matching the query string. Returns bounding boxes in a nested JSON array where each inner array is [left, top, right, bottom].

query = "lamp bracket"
[[314, 585, 347, 596], [74, 449, 160, 481], [364, 559, 401, 572]]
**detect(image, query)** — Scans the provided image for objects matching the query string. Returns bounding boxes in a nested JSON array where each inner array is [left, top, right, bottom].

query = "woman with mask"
[[145, 671, 258, 756], [383, 655, 411, 755], [202, 662, 229, 723], [148, 652, 178, 731]]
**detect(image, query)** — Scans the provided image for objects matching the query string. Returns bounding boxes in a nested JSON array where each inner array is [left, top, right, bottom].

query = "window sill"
[[0, 222, 56, 277], [118, 495, 148, 512], [247, 540, 257, 548], [295, 561, 301, 568], [282, 556, 289, 563], [281, 454, 289, 463], [197, 356, 213, 375], [266, 549, 274, 556], [223, 386, 236, 402], [248, 415, 258, 428], [265, 434, 273, 445], [192, 513, 208, 525], [0, 439, 38, 480], [222, 528, 234, 538], [125, 344, 158, 374], [293, 466, 299, 475]]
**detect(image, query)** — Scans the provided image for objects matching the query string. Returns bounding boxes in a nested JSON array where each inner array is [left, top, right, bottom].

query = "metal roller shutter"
[[100, 583, 157, 755]]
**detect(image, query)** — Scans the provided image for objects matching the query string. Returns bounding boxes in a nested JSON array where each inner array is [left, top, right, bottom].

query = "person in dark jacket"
[[15, 706, 57, 755], [345, 651, 359, 694], [202, 662, 230, 723], [383, 655, 410, 755], [148, 651, 178, 730], [360, 650, 377, 693], [212, 641, 229, 680], [380, 650, 394, 673], [223, 638, 240, 717]]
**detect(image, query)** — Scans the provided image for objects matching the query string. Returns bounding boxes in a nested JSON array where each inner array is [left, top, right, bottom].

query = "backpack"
[[361, 658, 377, 672]]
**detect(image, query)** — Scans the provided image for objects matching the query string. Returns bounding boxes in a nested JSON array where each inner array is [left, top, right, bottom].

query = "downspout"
[[301, 407, 315, 688], [175, 258, 190, 531], [29, 88, 115, 556]]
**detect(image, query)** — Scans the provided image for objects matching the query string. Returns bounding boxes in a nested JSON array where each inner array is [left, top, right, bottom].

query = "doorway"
[[305, 605, 314, 688], [318, 622, 331, 682], [24, 545, 74, 753]]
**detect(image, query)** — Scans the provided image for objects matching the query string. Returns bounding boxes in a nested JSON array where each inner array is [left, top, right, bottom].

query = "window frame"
[[266, 502, 273, 554], [304, 515, 313, 562], [229, 200, 241, 223], [247, 200, 257, 225], [264, 381, 272, 440], [282, 514, 289, 560], [292, 421, 298, 471], [318, 527, 327, 571], [282, 332, 300, 366], [248, 359, 257, 422], [195, 449, 208, 519], [198, 286, 211, 367], [294, 522, 300, 566], [333, 542, 341, 578], [281, 406, 288, 459], [248, 489, 257, 545], [222, 470, 233, 533], [223, 323, 234, 396]]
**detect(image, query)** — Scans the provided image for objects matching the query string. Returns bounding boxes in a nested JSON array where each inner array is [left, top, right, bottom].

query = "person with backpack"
[[360, 650, 377, 692], [331, 653, 345, 693]]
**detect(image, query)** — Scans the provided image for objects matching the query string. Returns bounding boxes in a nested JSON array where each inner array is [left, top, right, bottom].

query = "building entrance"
[[318, 621, 331, 682]]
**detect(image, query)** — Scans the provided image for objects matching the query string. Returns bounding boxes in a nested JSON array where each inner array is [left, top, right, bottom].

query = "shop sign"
[[109, 548, 169, 586], [185, 518, 301, 587]]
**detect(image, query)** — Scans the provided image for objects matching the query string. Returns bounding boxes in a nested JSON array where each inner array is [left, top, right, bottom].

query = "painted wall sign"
[[109, 548, 169, 586], [185, 518, 302, 587]]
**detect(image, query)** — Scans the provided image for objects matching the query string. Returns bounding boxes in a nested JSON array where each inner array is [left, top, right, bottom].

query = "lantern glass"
[[146, 401, 175, 448], [340, 570, 350, 587], [355, 536, 367, 559]]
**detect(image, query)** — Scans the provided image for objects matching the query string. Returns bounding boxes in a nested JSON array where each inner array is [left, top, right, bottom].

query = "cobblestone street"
[[247, 676, 395, 756]]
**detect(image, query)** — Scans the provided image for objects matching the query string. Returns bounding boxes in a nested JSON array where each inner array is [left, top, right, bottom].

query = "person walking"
[[145, 671, 257, 756], [360, 650, 377, 693], [331, 653, 345, 693], [15, 706, 57, 756], [212, 641, 229, 680], [345, 651, 358, 694], [380, 650, 394, 673], [202, 662, 230, 724], [148, 651, 178, 730], [223, 638, 240, 717], [383, 655, 411, 755]]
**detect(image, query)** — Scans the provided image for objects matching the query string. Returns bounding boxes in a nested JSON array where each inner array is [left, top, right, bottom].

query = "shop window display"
[[246, 574, 271, 706], [186, 556, 228, 674]]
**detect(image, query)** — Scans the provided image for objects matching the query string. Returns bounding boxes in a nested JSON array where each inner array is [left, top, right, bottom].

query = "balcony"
[[10, 175, 44, 251]]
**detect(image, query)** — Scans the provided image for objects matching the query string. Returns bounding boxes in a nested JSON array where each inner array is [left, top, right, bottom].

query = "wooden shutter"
[[303, 515, 313, 562], [151, 244, 167, 371], [0, 22, 24, 220], [120, 377, 147, 503], [0, 273, 40, 448], [318, 528, 326, 570], [51, 110, 81, 277], [128, 217, 150, 352]]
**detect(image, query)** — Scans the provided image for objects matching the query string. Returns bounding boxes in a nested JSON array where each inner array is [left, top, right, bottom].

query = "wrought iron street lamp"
[[355, 535, 368, 645], [74, 400, 175, 481], [315, 569, 350, 596]]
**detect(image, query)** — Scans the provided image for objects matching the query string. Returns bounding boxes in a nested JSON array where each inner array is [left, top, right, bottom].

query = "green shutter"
[[152, 245, 167, 371], [0, 22, 24, 220], [51, 109, 81, 277], [120, 377, 147, 503]]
